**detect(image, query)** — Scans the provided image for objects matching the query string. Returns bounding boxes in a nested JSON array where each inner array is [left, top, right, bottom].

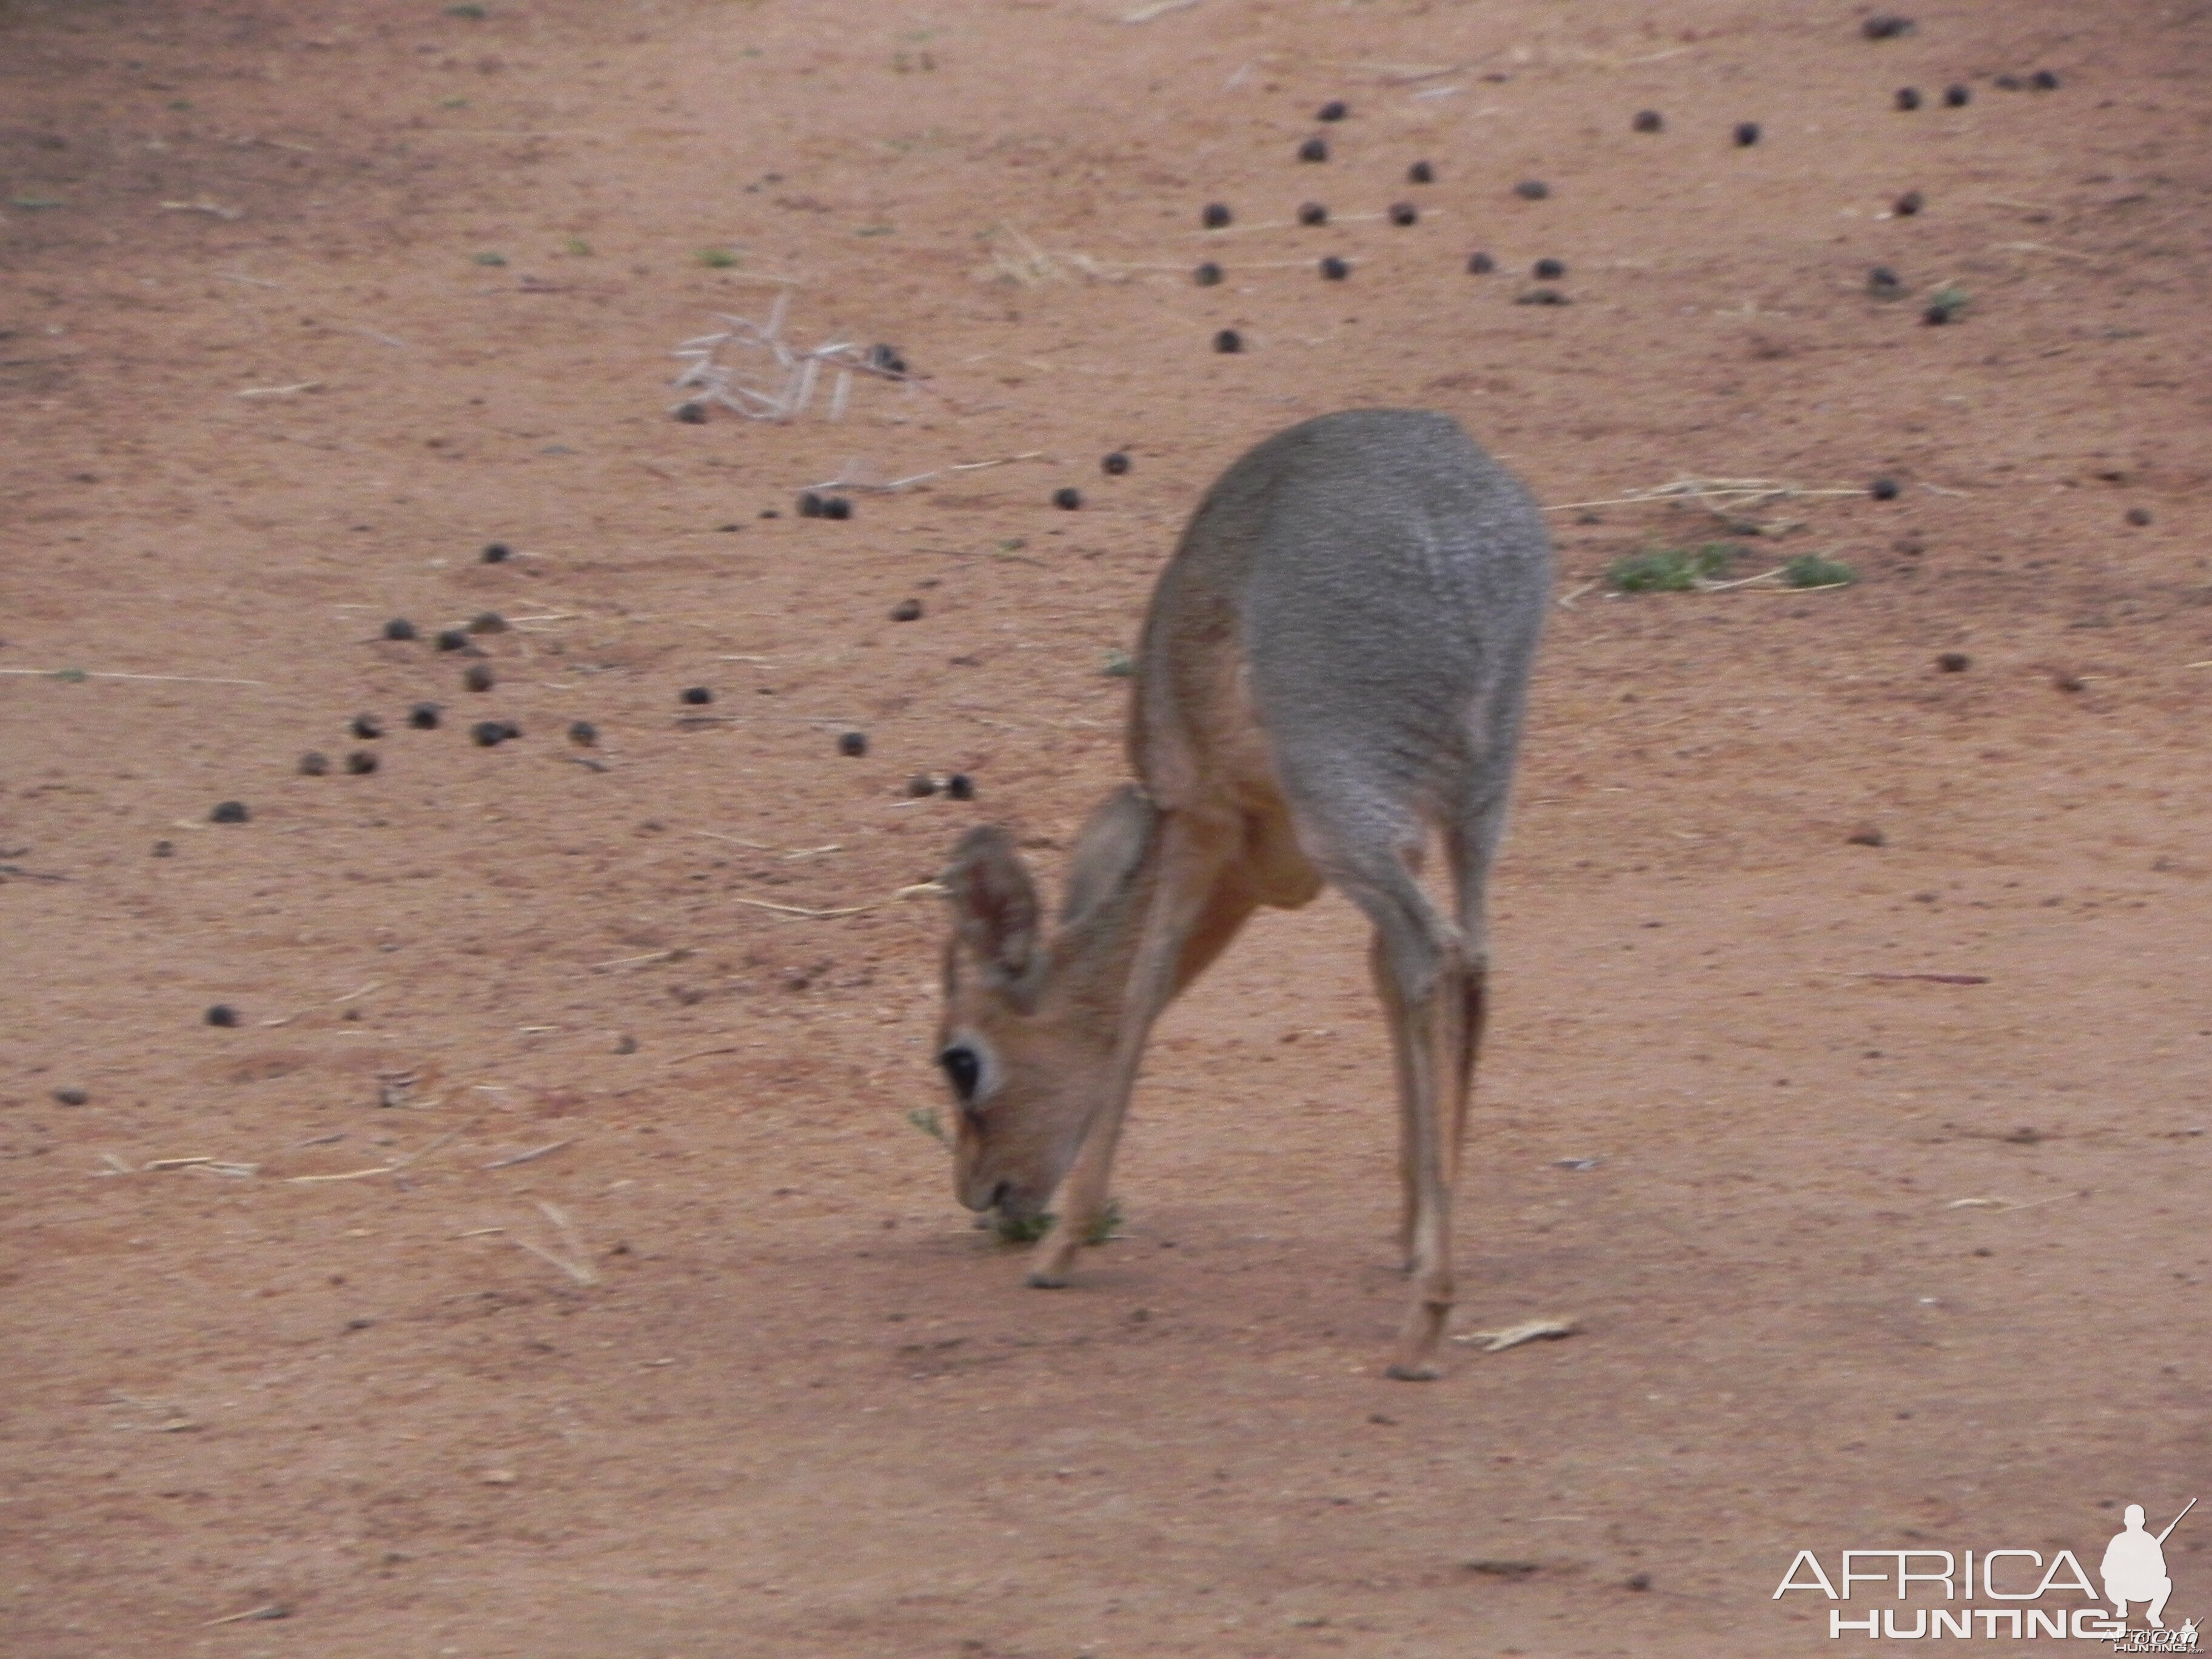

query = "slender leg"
[[1368, 932, 1420, 1264], [1439, 802, 1503, 1238], [1290, 809, 1467, 1379], [1449, 961, 1488, 1179], [1384, 929, 1468, 1381], [1027, 813, 1232, 1286], [1170, 868, 1260, 1001]]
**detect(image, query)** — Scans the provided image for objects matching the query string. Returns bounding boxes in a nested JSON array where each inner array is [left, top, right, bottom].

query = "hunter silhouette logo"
[[2105, 1501, 2191, 1629], [1774, 1498, 2197, 1644]]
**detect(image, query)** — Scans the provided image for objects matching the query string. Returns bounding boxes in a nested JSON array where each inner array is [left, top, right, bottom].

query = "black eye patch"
[[938, 1044, 982, 1104]]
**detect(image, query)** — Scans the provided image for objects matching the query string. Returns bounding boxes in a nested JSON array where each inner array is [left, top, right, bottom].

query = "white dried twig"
[[669, 293, 907, 423]]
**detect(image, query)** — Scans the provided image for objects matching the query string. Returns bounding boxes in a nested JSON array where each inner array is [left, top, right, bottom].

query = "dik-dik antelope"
[[934, 409, 1549, 1379]]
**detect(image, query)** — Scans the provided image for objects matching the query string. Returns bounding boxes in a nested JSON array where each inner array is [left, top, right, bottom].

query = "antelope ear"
[[942, 825, 1042, 990], [1060, 784, 1158, 930]]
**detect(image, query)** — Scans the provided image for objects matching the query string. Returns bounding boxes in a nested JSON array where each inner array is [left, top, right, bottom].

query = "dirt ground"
[[4, 1, 2208, 1655]]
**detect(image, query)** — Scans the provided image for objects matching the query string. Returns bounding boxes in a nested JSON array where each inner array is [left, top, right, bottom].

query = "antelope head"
[[933, 785, 1158, 1223]]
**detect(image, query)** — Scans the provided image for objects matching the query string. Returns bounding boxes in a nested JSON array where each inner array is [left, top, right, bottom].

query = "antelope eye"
[[938, 1044, 983, 1104]]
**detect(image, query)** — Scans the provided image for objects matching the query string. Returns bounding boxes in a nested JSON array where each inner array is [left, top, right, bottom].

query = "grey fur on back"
[[1134, 409, 1550, 846]]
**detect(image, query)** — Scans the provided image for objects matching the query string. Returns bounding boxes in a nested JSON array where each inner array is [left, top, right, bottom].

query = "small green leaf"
[[1781, 554, 1856, 589], [993, 1198, 1124, 1247], [1606, 541, 1739, 593]]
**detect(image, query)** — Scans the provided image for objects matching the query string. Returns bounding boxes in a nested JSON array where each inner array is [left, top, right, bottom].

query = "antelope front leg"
[[1027, 814, 1230, 1289], [1025, 1108, 1122, 1287]]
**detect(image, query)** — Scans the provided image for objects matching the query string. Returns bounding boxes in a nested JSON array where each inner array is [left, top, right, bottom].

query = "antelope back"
[[1132, 409, 1550, 819]]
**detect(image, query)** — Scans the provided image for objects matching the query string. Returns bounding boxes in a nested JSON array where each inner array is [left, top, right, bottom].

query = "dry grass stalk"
[[1268, 53, 1467, 83], [514, 1202, 598, 1285], [1544, 477, 1868, 516], [732, 880, 946, 920], [0, 668, 267, 687], [1453, 1318, 1579, 1352], [288, 1165, 397, 1184], [802, 450, 1047, 494], [1857, 971, 1990, 985], [202, 1604, 288, 1627], [665, 1045, 742, 1067], [1695, 565, 1790, 592], [730, 896, 876, 919], [590, 948, 681, 971], [1555, 580, 1599, 611], [481, 1139, 574, 1171], [975, 223, 1134, 286]]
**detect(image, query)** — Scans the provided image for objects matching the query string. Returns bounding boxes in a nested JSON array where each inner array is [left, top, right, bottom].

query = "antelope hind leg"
[[1384, 943, 1470, 1381]]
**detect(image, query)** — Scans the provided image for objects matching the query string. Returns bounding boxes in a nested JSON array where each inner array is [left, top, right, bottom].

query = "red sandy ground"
[[2, 2, 2207, 1655]]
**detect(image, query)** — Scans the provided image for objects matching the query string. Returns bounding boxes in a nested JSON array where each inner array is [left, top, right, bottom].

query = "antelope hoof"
[[1024, 1269, 1072, 1289], [1386, 1361, 1441, 1382]]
